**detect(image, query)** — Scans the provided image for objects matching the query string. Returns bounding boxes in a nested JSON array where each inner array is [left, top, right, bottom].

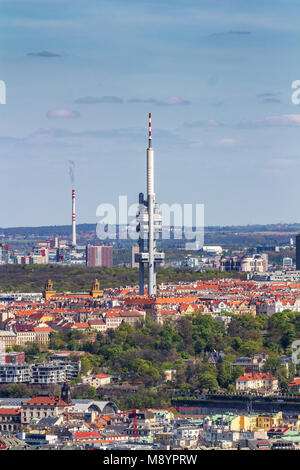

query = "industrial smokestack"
[[147, 112, 155, 295], [72, 189, 76, 248]]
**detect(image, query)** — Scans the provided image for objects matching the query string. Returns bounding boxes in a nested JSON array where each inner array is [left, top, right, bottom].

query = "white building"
[[31, 363, 67, 385], [283, 257, 293, 267], [82, 374, 111, 388], [0, 364, 31, 383], [203, 246, 223, 255], [236, 373, 278, 392]]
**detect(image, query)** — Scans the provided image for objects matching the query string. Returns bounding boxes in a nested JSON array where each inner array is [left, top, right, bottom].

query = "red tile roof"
[[74, 431, 101, 439], [289, 378, 300, 386], [23, 396, 69, 407], [92, 374, 110, 378], [34, 327, 55, 332], [0, 408, 21, 415], [237, 373, 277, 382], [72, 322, 89, 329]]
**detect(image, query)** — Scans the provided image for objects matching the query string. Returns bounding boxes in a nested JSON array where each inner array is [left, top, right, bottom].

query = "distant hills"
[[0, 222, 300, 237]]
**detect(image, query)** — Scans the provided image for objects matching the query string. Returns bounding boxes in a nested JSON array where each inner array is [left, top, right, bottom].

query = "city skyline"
[[1, 0, 300, 228]]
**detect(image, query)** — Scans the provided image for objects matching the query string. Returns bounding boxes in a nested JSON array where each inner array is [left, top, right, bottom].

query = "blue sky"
[[1, 0, 300, 227]]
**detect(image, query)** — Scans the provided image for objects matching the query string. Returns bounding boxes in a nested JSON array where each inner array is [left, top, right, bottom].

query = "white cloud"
[[239, 114, 300, 128], [46, 109, 80, 119], [74, 96, 123, 104], [215, 138, 237, 147], [184, 119, 223, 128], [157, 96, 190, 106]]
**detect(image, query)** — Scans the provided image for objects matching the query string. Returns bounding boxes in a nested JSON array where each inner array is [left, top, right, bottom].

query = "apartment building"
[[88, 319, 107, 332], [0, 364, 31, 383], [14, 325, 36, 346], [31, 363, 68, 385], [0, 362, 80, 384], [0, 408, 22, 432], [33, 326, 55, 345], [0, 331, 17, 348]]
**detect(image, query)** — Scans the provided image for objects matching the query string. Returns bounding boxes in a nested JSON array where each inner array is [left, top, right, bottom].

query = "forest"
[[3, 310, 299, 408], [0, 265, 245, 293]]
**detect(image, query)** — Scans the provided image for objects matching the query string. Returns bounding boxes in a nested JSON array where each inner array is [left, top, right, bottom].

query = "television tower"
[[136, 113, 164, 295]]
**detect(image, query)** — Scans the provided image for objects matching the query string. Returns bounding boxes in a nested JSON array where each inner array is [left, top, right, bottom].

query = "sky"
[[1, 0, 300, 228]]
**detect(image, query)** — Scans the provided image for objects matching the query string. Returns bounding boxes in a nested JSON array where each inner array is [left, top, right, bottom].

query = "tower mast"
[[136, 114, 164, 296]]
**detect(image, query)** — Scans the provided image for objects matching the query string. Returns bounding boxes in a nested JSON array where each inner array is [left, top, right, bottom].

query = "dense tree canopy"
[[46, 310, 300, 399]]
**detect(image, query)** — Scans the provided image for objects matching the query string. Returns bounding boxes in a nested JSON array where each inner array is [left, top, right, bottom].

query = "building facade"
[[0, 364, 31, 383], [86, 245, 113, 267], [21, 396, 71, 425]]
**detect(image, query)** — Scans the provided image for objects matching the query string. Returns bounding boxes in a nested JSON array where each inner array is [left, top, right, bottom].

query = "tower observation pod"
[[136, 113, 165, 295]]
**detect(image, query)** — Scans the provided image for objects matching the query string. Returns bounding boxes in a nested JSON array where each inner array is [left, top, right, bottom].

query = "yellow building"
[[43, 279, 56, 300], [229, 412, 283, 431], [256, 412, 282, 430], [90, 279, 103, 298], [228, 415, 242, 431], [231, 414, 260, 432]]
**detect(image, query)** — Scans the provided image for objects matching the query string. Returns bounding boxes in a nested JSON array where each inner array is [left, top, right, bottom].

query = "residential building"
[[14, 324, 36, 346], [0, 364, 31, 383], [236, 373, 278, 393], [119, 310, 146, 326], [82, 374, 111, 388], [88, 319, 107, 332], [86, 245, 113, 267], [105, 311, 122, 329], [0, 331, 17, 348], [289, 378, 300, 393], [0, 408, 22, 432], [30, 363, 68, 385], [231, 354, 268, 374], [34, 326, 55, 345]]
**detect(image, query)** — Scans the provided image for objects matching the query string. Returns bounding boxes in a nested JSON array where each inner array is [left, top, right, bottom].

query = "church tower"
[[43, 279, 56, 300], [61, 382, 72, 405], [91, 278, 103, 298]]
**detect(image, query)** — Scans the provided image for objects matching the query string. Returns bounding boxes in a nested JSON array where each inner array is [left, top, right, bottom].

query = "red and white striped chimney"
[[72, 189, 76, 247]]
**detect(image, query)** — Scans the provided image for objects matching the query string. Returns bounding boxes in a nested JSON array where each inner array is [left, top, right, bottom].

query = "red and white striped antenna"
[[148, 112, 152, 147]]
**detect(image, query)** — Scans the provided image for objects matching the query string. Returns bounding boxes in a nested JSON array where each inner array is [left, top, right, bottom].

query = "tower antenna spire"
[[148, 112, 152, 147]]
